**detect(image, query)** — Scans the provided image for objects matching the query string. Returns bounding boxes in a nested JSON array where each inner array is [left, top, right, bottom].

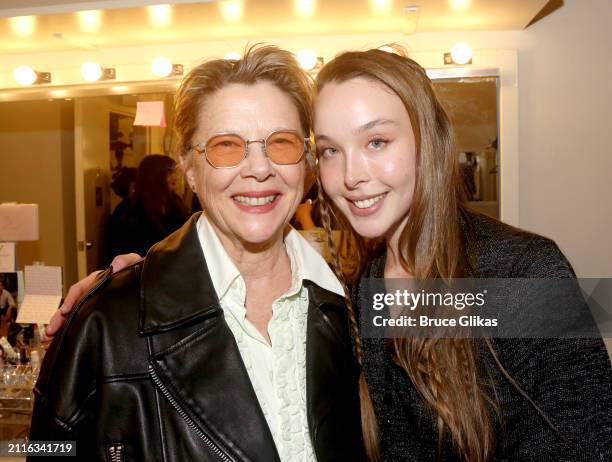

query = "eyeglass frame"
[[188, 129, 310, 169]]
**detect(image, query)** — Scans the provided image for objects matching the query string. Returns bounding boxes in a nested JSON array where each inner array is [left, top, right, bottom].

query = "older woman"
[[30, 46, 365, 462]]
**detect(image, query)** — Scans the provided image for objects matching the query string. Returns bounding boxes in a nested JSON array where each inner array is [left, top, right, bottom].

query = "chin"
[[347, 219, 388, 240], [354, 227, 386, 240], [239, 221, 285, 244], [241, 232, 281, 247]]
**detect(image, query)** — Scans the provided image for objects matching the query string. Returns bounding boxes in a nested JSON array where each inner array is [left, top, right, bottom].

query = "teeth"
[[352, 193, 385, 209], [234, 195, 278, 206]]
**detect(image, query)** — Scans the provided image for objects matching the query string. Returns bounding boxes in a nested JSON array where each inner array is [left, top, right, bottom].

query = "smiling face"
[[166, 169, 178, 191], [186, 81, 306, 249], [314, 77, 417, 242]]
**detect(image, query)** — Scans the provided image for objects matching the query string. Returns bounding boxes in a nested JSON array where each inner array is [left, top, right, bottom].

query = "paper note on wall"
[[0, 242, 16, 272], [16, 265, 62, 324], [0, 203, 39, 241], [134, 101, 167, 127]]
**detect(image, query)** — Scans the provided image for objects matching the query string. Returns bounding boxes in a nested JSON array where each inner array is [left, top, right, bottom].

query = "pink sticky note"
[[134, 101, 167, 127], [0, 203, 39, 241]]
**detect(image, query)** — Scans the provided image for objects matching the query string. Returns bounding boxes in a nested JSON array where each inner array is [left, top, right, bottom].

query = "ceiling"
[[0, 0, 550, 55]]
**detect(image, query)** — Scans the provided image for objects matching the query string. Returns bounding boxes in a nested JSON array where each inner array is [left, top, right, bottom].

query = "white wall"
[[515, 0, 612, 279], [515, 0, 612, 353]]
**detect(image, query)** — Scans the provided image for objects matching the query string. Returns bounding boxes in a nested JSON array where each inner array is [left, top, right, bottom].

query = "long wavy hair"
[[135, 154, 187, 235], [315, 48, 497, 462]]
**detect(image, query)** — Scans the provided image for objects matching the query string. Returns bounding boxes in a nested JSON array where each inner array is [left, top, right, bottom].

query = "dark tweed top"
[[356, 210, 612, 461]]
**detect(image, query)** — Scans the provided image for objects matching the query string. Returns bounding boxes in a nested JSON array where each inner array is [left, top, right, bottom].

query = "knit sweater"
[[356, 210, 612, 461]]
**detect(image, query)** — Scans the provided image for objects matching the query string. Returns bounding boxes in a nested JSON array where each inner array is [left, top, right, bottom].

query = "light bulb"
[[450, 42, 472, 65], [224, 51, 241, 61], [151, 56, 173, 77], [297, 49, 318, 71], [14, 66, 37, 86], [81, 61, 103, 81], [379, 45, 398, 54]]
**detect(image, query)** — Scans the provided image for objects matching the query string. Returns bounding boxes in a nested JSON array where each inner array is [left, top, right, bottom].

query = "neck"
[[210, 221, 291, 285], [208, 219, 293, 342]]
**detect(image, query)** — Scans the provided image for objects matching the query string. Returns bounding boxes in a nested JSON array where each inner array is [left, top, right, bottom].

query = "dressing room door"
[[74, 98, 112, 279]]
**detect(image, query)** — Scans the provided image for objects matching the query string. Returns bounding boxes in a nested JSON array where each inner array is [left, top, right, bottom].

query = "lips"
[[233, 195, 278, 206], [231, 190, 281, 213], [350, 193, 386, 209], [345, 192, 388, 217]]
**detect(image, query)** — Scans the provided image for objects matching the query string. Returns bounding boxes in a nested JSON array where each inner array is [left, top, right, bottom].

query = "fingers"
[[43, 310, 66, 341], [43, 270, 102, 341], [111, 253, 142, 272], [59, 270, 101, 315], [41, 253, 142, 342]]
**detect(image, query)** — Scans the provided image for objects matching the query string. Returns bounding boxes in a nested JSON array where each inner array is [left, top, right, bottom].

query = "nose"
[[241, 140, 274, 181], [343, 149, 369, 189]]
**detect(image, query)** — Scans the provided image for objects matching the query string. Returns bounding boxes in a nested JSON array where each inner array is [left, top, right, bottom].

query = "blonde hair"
[[315, 47, 497, 462], [174, 44, 313, 164]]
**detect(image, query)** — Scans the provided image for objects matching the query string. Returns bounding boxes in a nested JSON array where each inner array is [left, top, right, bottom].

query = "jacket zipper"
[[149, 365, 233, 462], [107, 443, 124, 462]]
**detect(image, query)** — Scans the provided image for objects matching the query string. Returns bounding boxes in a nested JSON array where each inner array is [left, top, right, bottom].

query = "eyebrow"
[[353, 118, 397, 135], [315, 118, 397, 144], [202, 127, 301, 139]]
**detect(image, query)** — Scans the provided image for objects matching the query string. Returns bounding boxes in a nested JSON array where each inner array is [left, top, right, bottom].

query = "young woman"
[[47, 47, 612, 461], [313, 48, 612, 461]]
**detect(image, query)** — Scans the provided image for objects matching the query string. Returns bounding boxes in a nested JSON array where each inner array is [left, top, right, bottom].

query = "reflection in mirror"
[[76, 92, 188, 273], [433, 77, 499, 219]]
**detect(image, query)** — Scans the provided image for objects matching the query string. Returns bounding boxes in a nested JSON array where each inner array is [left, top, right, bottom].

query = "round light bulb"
[[151, 56, 173, 77], [224, 51, 241, 61], [297, 49, 318, 71], [14, 66, 37, 86], [379, 45, 398, 54], [81, 61, 103, 81], [450, 42, 472, 65]]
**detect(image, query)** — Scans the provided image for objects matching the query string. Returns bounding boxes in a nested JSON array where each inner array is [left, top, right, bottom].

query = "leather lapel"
[[140, 212, 279, 462], [150, 314, 279, 462], [139, 212, 219, 334], [304, 281, 353, 449]]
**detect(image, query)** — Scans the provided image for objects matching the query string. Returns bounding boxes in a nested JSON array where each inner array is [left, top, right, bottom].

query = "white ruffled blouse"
[[196, 215, 344, 462]]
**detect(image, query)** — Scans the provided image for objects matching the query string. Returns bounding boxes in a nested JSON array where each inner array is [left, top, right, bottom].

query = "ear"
[[179, 154, 197, 192]]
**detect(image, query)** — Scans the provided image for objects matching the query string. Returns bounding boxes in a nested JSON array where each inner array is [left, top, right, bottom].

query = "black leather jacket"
[[30, 214, 365, 461]]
